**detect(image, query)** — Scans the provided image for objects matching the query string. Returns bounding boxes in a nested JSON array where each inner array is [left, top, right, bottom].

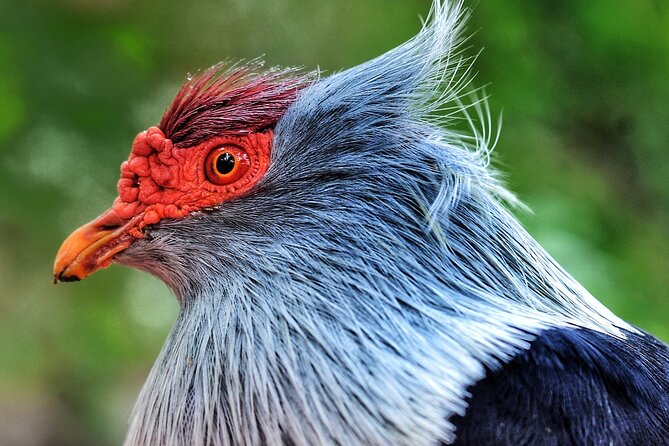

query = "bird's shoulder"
[[448, 326, 669, 446]]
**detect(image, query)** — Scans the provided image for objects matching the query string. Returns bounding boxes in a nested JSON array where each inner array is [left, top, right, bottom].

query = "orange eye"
[[205, 145, 250, 185]]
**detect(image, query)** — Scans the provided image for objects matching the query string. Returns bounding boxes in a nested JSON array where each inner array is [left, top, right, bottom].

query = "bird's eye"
[[216, 152, 235, 175], [205, 145, 250, 186]]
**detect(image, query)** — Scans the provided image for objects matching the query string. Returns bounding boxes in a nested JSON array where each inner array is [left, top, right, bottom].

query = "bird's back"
[[449, 327, 669, 445]]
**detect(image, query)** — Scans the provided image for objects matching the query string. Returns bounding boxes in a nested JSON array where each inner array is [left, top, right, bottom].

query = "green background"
[[1, 0, 667, 444]]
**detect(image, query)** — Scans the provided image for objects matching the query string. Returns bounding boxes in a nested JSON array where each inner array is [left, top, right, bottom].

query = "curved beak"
[[53, 209, 134, 283]]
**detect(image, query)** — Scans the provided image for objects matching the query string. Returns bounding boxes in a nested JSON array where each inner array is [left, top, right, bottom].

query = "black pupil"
[[216, 152, 235, 175]]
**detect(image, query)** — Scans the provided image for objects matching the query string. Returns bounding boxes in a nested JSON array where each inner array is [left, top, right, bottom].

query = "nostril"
[[92, 210, 128, 233], [98, 224, 122, 231]]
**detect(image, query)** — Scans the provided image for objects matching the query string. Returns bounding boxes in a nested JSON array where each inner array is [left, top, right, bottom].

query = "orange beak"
[[53, 209, 134, 283]]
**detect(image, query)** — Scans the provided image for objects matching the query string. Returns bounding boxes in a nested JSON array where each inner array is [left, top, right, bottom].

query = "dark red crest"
[[159, 60, 315, 148]]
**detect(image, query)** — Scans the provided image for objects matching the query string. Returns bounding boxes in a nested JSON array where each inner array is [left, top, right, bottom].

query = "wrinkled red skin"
[[114, 126, 272, 237]]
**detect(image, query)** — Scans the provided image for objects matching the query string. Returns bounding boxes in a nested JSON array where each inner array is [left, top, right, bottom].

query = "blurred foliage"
[[0, 0, 667, 444]]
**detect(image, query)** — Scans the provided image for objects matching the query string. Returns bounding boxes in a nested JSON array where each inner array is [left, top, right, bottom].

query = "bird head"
[[54, 62, 313, 291]]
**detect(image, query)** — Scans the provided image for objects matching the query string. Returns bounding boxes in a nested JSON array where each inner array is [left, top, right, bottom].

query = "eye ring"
[[205, 145, 251, 186]]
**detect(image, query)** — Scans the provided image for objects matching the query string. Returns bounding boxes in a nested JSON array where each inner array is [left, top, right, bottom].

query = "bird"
[[53, 1, 669, 445]]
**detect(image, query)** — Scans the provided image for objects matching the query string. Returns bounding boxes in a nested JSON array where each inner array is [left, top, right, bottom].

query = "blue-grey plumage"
[[54, 1, 669, 445]]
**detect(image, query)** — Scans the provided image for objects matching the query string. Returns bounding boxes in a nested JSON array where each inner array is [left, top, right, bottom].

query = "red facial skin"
[[115, 126, 271, 235], [53, 126, 272, 282]]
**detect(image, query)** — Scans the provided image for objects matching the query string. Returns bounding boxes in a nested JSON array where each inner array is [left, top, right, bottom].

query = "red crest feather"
[[159, 60, 315, 148]]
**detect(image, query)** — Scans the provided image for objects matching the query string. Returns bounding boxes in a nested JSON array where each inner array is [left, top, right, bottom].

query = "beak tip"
[[53, 208, 133, 285], [53, 271, 82, 284]]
